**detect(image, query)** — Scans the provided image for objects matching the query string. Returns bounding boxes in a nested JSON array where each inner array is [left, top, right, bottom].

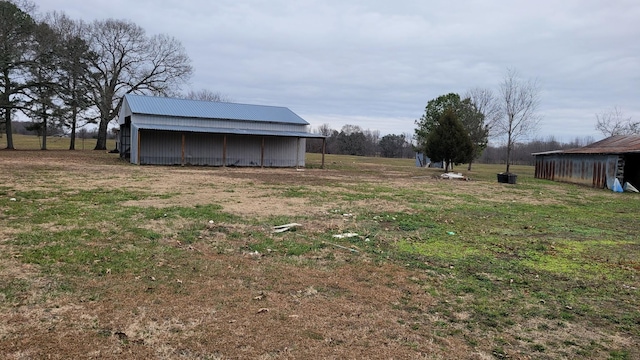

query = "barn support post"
[[261, 137, 265, 168], [181, 133, 185, 166], [321, 137, 326, 169], [137, 130, 141, 165], [222, 135, 227, 167], [296, 137, 300, 169]]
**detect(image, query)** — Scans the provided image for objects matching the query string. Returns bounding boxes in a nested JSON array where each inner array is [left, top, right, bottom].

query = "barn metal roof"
[[532, 135, 640, 156], [133, 124, 326, 138], [124, 94, 310, 125]]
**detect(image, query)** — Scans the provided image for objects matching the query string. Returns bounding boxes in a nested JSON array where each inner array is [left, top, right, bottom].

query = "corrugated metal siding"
[[226, 136, 262, 167], [262, 137, 304, 167], [134, 129, 305, 167], [185, 133, 224, 166], [534, 154, 620, 189], [118, 100, 132, 125], [134, 114, 309, 133], [139, 130, 183, 165], [225, 136, 303, 167]]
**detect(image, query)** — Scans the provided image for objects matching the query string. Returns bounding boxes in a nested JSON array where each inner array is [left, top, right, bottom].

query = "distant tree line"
[[307, 120, 595, 166], [479, 136, 596, 166], [306, 124, 414, 158]]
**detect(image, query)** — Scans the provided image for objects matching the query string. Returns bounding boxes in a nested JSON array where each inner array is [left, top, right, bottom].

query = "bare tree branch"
[[183, 89, 232, 102], [595, 107, 639, 136], [465, 87, 503, 138]]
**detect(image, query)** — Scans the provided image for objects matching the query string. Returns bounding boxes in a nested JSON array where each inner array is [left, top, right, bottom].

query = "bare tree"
[[595, 107, 639, 137], [86, 19, 193, 150], [316, 123, 334, 137], [496, 69, 541, 173], [465, 87, 502, 138], [184, 89, 231, 102]]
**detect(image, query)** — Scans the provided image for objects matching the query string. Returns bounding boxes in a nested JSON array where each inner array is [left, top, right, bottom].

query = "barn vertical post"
[[181, 133, 185, 166], [296, 137, 300, 169], [261, 137, 265, 168], [321, 137, 326, 169], [223, 135, 227, 167], [137, 130, 141, 165]]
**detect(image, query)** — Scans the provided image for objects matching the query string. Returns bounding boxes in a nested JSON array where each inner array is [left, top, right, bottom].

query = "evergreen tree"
[[424, 109, 474, 172], [415, 93, 488, 169]]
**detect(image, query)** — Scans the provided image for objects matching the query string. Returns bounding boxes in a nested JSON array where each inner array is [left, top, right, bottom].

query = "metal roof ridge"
[[124, 93, 294, 111]]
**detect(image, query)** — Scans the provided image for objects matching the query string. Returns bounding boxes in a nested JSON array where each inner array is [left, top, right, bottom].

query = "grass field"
[[0, 134, 116, 151], [0, 138, 638, 359]]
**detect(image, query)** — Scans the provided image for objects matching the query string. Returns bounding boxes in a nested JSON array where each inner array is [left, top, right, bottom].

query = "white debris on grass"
[[332, 232, 359, 239], [272, 223, 302, 233], [624, 182, 639, 193], [323, 241, 359, 253], [440, 172, 466, 180]]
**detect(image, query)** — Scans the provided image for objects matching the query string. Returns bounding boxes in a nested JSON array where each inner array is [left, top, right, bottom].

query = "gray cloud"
[[39, 0, 640, 142]]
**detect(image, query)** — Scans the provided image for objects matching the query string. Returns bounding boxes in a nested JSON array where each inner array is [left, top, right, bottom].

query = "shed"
[[532, 135, 640, 189], [117, 94, 325, 167]]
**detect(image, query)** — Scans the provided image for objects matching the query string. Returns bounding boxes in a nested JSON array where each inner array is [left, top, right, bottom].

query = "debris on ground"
[[624, 182, 639, 193], [272, 223, 302, 233], [324, 241, 359, 253], [440, 172, 467, 180], [332, 232, 359, 239], [612, 178, 623, 192]]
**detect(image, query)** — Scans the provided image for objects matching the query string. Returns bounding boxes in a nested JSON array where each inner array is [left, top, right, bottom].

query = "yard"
[[0, 146, 638, 359]]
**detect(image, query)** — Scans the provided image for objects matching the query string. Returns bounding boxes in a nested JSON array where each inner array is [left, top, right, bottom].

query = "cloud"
[[37, 0, 640, 142]]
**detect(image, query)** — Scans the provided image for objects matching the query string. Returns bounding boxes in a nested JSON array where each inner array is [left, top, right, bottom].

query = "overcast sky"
[[37, 0, 640, 142]]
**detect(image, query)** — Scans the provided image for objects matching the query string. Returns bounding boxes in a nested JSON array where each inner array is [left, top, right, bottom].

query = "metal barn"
[[117, 94, 325, 167], [533, 135, 640, 189]]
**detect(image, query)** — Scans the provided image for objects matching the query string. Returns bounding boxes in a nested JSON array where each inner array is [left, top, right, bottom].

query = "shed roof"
[[124, 94, 310, 125], [532, 135, 640, 156]]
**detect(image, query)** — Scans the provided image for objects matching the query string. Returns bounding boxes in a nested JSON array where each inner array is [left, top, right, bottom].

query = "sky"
[[36, 0, 640, 143]]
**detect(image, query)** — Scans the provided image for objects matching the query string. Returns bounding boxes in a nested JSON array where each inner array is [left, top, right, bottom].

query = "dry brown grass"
[[0, 149, 637, 359]]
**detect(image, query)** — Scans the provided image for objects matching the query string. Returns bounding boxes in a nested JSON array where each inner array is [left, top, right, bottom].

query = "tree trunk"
[[467, 160, 473, 171], [41, 105, 47, 150], [69, 106, 77, 150], [94, 116, 109, 150], [2, 73, 15, 149], [3, 103, 14, 150], [506, 128, 513, 173]]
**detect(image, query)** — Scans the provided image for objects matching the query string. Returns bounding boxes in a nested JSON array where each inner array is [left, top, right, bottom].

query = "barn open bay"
[[0, 150, 638, 359]]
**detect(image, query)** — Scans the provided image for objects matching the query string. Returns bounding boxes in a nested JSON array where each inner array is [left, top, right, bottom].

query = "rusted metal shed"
[[532, 135, 640, 189]]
